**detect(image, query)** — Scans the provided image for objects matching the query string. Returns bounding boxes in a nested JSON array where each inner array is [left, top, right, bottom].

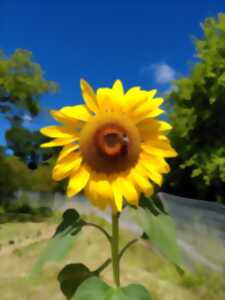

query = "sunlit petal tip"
[[40, 137, 75, 148], [50, 109, 57, 117], [66, 188, 76, 198], [148, 89, 157, 98], [49, 109, 70, 124], [80, 78, 88, 88], [149, 108, 165, 118], [80, 78, 94, 95], [79, 78, 99, 112], [61, 105, 91, 122], [112, 182, 123, 212], [40, 142, 48, 148], [172, 149, 178, 157], [112, 79, 124, 94], [159, 121, 173, 131], [40, 127, 47, 135]]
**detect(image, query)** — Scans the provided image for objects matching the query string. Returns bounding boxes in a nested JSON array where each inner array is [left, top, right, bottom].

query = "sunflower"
[[40, 79, 177, 212]]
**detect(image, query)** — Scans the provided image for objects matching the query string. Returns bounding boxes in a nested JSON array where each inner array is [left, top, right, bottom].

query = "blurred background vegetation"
[[0, 13, 224, 212], [164, 13, 225, 204]]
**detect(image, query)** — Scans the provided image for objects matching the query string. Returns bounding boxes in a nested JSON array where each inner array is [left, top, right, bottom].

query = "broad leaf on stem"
[[130, 195, 183, 271], [31, 209, 84, 276]]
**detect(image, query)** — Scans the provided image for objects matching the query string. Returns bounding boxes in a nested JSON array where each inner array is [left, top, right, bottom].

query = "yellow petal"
[[140, 152, 170, 173], [124, 89, 157, 113], [142, 140, 177, 157], [158, 121, 172, 131], [124, 90, 148, 111], [119, 177, 139, 206], [140, 152, 171, 186], [53, 152, 82, 181], [147, 108, 164, 118], [135, 98, 163, 115], [67, 166, 90, 198], [129, 94, 164, 123], [40, 138, 76, 148], [50, 110, 84, 131], [80, 79, 99, 113], [112, 179, 123, 212], [96, 176, 114, 205], [96, 87, 120, 111], [85, 175, 111, 209], [112, 80, 124, 96], [50, 110, 68, 123], [57, 144, 79, 162], [134, 98, 163, 119], [125, 86, 141, 97], [137, 119, 160, 141], [141, 162, 163, 186], [148, 89, 158, 99], [40, 126, 75, 138], [61, 105, 91, 122], [130, 165, 153, 197]]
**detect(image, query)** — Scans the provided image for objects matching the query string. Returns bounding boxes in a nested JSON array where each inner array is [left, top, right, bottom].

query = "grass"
[[0, 213, 224, 300]]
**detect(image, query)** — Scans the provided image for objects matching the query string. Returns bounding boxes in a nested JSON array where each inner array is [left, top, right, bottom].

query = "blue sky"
[[0, 0, 224, 144]]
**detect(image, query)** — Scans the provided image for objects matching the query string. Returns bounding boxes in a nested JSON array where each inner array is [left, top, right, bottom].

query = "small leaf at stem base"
[[71, 277, 155, 300]]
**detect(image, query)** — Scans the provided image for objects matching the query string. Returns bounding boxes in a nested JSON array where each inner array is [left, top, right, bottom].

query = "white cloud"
[[142, 62, 176, 85], [22, 114, 33, 122]]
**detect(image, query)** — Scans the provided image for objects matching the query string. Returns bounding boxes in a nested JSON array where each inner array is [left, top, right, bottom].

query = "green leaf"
[[139, 196, 168, 216], [131, 197, 183, 269], [72, 277, 154, 300], [191, 168, 202, 178], [121, 284, 154, 300], [31, 209, 84, 276], [71, 277, 109, 300], [58, 263, 95, 300]]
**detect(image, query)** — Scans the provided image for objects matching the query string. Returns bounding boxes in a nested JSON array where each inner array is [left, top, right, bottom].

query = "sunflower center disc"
[[80, 113, 141, 174], [96, 125, 128, 158]]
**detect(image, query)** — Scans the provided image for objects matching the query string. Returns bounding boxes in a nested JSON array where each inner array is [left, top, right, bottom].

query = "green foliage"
[[0, 145, 6, 157], [0, 154, 60, 204], [130, 196, 183, 271], [28, 164, 58, 192], [0, 190, 53, 223], [165, 13, 225, 203], [31, 209, 84, 276], [58, 263, 96, 300], [72, 277, 153, 300], [5, 126, 57, 168], [0, 155, 33, 202], [0, 206, 53, 224], [0, 49, 58, 123]]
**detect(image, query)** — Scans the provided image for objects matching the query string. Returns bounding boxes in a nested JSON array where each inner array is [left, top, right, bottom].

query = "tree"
[[0, 155, 30, 202], [0, 145, 6, 157], [164, 13, 225, 203], [0, 48, 58, 125], [5, 126, 57, 168]]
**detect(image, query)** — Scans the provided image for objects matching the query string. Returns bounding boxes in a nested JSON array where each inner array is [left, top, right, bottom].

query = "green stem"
[[119, 238, 138, 261], [84, 222, 111, 243], [94, 258, 112, 275], [111, 213, 120, 287]]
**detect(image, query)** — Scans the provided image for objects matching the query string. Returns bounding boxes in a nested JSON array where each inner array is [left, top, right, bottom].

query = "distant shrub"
[[0, 193, 53, 224]]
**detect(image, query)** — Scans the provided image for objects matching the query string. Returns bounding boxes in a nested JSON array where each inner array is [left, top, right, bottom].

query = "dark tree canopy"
[[0, 48, 58, 125], [165, 13, 225, 203], [5, 126, 57, 169]]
